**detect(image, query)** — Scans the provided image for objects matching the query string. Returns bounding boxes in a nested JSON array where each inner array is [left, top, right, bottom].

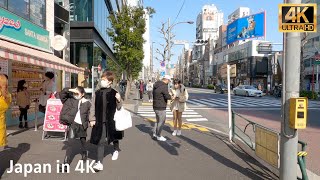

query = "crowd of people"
[[0, 69, 189, 173]]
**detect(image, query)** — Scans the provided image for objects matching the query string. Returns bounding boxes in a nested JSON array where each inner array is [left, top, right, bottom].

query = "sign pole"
[[227, 64, 233, 142], [280, 0, 301, 179]]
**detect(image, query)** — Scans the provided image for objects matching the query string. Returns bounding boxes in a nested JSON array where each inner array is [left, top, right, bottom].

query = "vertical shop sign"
[[0, 59, 8, 75]]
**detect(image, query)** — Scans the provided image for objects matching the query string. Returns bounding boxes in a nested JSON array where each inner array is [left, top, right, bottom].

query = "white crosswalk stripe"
[[137, 105, 208, 122], [187, 97, 320, 108]]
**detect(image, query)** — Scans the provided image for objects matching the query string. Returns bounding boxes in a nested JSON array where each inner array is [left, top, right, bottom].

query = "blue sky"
[[144, 0, 284, 70]]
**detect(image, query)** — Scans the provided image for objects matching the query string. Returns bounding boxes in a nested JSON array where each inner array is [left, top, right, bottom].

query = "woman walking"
[[170, 79, 189, 136], [0, 74, 11, 147], [17, 80, 30, 128], [59, 86, 91, 172], [89, 71, 123, 171], [147, 80, 153, 102], [139, 80, 144, 100]]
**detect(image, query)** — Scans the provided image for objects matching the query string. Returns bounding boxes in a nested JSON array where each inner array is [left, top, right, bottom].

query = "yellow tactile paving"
[[145, 118, 209, 132]]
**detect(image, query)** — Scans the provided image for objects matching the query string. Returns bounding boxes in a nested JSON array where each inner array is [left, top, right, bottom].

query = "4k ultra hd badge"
[[278, 4, 317, 32]]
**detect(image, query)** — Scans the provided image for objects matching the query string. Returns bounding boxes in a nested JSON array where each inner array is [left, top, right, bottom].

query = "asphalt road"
[[185, 87, 320, 176]]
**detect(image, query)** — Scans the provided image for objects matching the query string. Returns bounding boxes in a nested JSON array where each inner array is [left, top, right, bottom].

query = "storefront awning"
[[0, 39, 84, 74]]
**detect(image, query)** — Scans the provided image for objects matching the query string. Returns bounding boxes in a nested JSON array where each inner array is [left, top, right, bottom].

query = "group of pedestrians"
[[150, 75, 189, 141], [58, 71, 123, 172], [0, 71, 124, 173]]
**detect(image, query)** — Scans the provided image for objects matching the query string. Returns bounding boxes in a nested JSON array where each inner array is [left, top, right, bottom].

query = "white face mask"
[[101, 80, 111, 88], [74, 95, 82, 100]]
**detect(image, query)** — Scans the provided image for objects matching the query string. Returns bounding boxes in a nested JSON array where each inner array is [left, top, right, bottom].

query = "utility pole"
[[167, 18, 171, 75], [280, 0, 301, 179]]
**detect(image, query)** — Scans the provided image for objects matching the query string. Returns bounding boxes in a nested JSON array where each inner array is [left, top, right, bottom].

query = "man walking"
[[152, 75, 172, 141]]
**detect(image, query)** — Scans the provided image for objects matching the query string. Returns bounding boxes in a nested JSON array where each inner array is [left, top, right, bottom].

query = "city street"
[[189, 88, 320, 175], [137, 87, 320, 175]]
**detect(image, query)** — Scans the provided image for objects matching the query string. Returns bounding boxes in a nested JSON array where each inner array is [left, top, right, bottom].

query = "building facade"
[[0, 0, 82, 126], [302, 0, 320, 91], [194, 4, 223, 61], [69, 0, 121, 91]]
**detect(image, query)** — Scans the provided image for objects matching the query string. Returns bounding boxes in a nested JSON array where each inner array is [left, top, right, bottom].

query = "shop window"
[[30, 0, 46, 27], [70, 0, 93, 22], [8, 0, 30, 20], [0, 0, 7, 8]]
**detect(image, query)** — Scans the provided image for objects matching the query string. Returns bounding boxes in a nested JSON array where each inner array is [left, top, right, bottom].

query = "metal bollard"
[[298, 141, 308, 180]]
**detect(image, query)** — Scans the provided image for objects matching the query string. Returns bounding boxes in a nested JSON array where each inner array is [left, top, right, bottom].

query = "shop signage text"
[[0, 9, 50, 51], [0, 17, 21, 30]]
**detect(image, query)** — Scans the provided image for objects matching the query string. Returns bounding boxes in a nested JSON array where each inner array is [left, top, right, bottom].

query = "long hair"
[[17, 80, 26, 92], [0, 74, 9, 101]]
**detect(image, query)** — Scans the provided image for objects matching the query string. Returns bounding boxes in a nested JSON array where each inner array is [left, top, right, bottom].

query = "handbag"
[[114, 107, 132, 131]]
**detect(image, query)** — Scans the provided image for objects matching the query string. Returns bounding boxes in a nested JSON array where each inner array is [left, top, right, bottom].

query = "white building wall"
[[46, 0, 54, 51]]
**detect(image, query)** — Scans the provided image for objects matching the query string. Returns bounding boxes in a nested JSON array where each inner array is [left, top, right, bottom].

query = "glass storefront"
[[69, 0, 93, 21], [70, 42, 114, 89], [1, 0, 46, 27], [70, 42, 93, 88]]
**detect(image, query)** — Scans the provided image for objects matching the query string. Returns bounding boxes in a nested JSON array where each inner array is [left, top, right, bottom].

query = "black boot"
[[81, 151, 88, 161], [19, 122, 23, 128], [24, 122, 28, 129]]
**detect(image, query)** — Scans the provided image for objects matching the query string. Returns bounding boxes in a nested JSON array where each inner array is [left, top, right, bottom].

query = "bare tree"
[[155, 22, 175, 66]]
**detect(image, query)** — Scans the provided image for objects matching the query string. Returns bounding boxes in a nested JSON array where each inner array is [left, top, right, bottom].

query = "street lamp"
[[166, 19, 194, 75]]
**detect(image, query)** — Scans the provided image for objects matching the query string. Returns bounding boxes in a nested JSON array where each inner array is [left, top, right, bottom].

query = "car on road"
[[214, 84, 228, 94], [233, 85, 263, 97]]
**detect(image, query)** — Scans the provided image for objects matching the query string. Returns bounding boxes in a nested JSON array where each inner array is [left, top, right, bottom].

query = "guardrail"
[[232, 110, 308, 180]]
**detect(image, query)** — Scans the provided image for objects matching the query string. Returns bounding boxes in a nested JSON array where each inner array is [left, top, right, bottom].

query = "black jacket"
[[153, 81, 171, 110], [59, 88, 91, 129], [89, 88, 123, 145]]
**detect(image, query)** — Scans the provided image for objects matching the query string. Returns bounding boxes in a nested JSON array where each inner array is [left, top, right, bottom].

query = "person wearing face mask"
[[16, 80, 30, 128], [58, 86, 91, 172], [89, 71, 122, 172]]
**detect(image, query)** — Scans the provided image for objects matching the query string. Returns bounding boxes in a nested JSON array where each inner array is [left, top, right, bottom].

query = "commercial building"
[[302, 0, 320, 91], [69, 0, 123, 90], [0, 0, 83, 126], [194, 4, 223, 60]]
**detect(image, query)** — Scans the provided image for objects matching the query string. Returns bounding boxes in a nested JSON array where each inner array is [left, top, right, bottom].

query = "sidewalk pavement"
[[0, 87, 280, 180]]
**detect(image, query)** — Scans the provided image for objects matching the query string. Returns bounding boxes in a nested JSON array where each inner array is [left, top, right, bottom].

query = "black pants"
[[19, 108, 28, 122], [64, 137, 87, 162], [139, 91, 143, 99], [96, 124, 120, 162]]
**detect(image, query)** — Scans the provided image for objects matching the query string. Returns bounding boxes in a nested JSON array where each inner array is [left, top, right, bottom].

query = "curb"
[[7, 123, 44, 137]]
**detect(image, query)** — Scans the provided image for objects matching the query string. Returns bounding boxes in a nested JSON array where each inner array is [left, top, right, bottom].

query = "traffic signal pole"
[[280, 0, 301, 179]]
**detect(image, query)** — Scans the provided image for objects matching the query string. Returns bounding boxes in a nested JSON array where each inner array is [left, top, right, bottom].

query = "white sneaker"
[[93, 161, 103, 171], [112, 151, 119, 161], [177, 130, 182, 136], [157, 136, 167, 141], [172, 130, 177, 136]]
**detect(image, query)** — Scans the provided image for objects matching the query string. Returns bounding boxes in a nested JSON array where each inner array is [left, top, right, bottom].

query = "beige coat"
[[17, 90, 30, 108], [169, 85, 189, 112]]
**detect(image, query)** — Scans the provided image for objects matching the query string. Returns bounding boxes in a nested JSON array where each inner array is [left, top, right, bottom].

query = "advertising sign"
[[43, 99, 67, 132], [0, 59, 8, 75], [0, 8, 50, 51], [227, 12, 265, 45]]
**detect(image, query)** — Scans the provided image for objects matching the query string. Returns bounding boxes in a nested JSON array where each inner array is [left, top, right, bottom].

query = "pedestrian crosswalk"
[[187, 97, 320, 108], [137, 104, 208, 122]]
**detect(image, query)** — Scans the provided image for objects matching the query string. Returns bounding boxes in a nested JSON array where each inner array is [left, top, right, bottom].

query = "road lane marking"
[[137, 112, 198, 115], [186, 118, 208, 122]]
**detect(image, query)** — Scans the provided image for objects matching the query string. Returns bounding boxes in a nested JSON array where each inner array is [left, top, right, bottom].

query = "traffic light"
[[195, 39, 208, 44]]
